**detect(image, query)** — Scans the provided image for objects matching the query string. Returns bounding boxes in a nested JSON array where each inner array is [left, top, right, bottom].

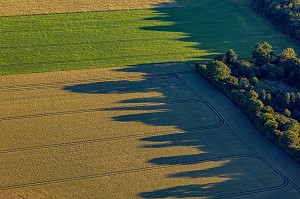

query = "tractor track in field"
[[0, 64, 299, 197], [0, 70, 194, 92], [0, 99, 206, 122], [0, 155, 291, 199], [0, 154, 273, 191], [182, 63, 300, 193], [0, 123, 223, 155]]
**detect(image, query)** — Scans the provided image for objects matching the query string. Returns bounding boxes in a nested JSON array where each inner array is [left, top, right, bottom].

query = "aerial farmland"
[[0, 0, 299, 198]]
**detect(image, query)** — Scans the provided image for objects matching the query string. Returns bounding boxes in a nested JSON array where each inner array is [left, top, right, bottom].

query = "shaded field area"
[[0, 0, 179, 16], [1, 0, 300, 75], [0, 63, 299, 198]]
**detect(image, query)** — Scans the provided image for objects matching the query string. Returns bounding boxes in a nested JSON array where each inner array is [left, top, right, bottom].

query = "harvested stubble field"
[[1, 0, 300, 75], [0, 63, 299, 198], [0, 0, 179, 16]]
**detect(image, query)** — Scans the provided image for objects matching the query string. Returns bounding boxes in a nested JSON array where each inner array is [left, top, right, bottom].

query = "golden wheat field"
[[0, 0, 179, 16], [0, 0, 300, 197], [0, 63, 299, 198]]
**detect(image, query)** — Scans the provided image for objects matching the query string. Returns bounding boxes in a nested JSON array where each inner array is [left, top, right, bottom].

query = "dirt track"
[[0, 63, 299, 198], [0, 0, 179, 16]]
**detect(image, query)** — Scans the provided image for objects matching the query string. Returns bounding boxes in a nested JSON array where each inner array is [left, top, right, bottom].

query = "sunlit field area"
[[0, 0, 299, 75], [0, 0, 300, 198]]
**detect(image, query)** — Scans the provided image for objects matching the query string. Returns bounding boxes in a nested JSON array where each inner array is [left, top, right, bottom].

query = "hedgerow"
[[195, 46, 300, 162]]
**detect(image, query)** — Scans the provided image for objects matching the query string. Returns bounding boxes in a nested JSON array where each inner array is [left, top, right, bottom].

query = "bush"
[[261, 105, 275, 114], [260, 65, 269, 78], [195, 63, 207, 71], [213, 54, 226, 62], [225, 49, 238, 64], [250, 77, 259, 87], [239, 61, 253, 77], [279, 130, 300, 148], [252, 42, 275, 66], [275, 67, 285, 80], [265, 119, 279, 132], [238, 78, 250, 90], [283, 108, 291, 117], [206, 60, 231, 81], [267, 72, 277, 80], [281, 48, 297, 60]]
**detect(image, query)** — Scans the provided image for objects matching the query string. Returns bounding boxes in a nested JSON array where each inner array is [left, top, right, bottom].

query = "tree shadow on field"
[[147, 0, 300, 58], [63, 0, 294, 197], [64, 63, 283, 198]]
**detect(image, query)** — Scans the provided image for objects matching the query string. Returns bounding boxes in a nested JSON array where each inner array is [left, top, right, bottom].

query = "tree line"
[[254, 0, 300, 40], [195, 42, 300, 162]]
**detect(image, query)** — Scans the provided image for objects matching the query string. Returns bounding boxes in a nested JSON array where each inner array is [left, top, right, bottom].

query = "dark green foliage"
[[238, 78, 251, 90], [266, 93, 272, 104], [268, 72, 277, 80], [283, 109, 292, 117], [260, 89, 267, 101], [288, 71, 296, 85], [252, 42, 275, 66], [282, 93, 291, 108], [239, 61, 253, 78], [283, 118, 299, 132], [265, 119, 279, 132], [213, 54, 226, 62], [280, 57, 300, 76], [206, 60, 231, 81], [261, 105, 275, 114], [275, 67, 285, 80], [281, 48, 297, 60], [279, 130, 300, 147], [225, 76, 239, 89], [259, 65, 270, 78], [195, 45, 300, 162], [250, 77, 259, 87], [225, 49, 238, 64], [254, 0, 300, 42]]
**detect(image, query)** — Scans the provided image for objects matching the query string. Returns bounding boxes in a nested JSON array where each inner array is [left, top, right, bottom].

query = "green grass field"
[[1, 0, 300, 75]]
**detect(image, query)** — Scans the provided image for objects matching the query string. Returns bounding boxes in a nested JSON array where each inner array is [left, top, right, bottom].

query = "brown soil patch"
[[0, 0, 179, 17]]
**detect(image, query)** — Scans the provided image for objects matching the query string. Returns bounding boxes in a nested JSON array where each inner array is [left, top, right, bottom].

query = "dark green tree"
[[260, 89, 267, 101], [281, 48, 297, 60], [252, 42, 275, 66], [238, 78, 250, 90], [288, 71, 296, 85], [225, 49, 238, 64], [206, 60, 231, 81], [266, 93, 272, 104], [283, 109, 292, 117]]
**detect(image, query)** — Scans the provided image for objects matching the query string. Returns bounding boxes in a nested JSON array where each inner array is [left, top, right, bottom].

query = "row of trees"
[[213, 42, 300, 86], [195, 44, 300, 162], [254, 0, 300, 40]]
